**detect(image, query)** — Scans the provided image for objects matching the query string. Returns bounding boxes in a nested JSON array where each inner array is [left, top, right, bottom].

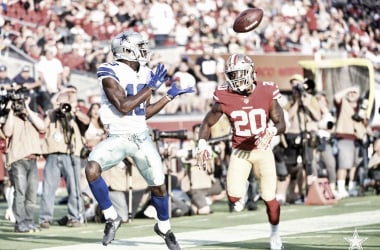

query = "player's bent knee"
[[151, 184, 167, 196], [85, 161, 101, 181], [228, 196, 240, 204]]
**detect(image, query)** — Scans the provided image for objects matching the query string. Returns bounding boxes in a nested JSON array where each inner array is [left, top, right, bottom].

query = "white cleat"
[[336, 190, 349, 200], [270, 233, 284, 250]]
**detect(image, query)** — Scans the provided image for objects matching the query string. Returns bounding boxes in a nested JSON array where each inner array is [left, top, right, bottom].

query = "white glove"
[[195, 139, 212, 171], [255, 127, 278, 150]]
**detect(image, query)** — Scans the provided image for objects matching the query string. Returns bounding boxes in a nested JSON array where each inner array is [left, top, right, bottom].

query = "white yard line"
[[34, 210, 380, 250]]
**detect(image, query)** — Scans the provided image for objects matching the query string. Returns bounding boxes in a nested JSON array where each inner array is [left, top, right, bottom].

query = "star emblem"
[[120, 34, 129, 42], [344, 229, 368, 250], [118, 33, 129, 45]]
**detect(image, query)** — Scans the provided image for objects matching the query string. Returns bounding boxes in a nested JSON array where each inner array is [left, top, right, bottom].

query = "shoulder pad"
[[217, 84, 229, 90]]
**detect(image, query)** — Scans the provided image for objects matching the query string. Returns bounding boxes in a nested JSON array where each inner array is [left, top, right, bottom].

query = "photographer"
[[2, 92, 46, 232], [11, 65, 41, 113], [285, 74, 321, 203], [39, 87, 89, 229], [0, 64, 11, 85], [334, 86, 369, 198], [315, 92, 337, 196]]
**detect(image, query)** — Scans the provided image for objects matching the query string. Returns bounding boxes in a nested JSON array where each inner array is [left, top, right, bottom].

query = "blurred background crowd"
[[0, 0, 379, 73], [0, 0, 379, 232]]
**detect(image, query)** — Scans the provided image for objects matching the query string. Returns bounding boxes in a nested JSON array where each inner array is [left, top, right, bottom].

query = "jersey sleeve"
[[272, 83, 281, 100], [97, 63, 120, 83], [259, 81, 281, 101], [213, 84, 228, 103]]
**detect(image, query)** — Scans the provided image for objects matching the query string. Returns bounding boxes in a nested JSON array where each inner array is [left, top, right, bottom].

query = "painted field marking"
[[34, 210, 380, 250]]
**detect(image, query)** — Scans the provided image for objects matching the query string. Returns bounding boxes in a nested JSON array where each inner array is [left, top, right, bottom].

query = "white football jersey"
[[97, 61, 152, 134]]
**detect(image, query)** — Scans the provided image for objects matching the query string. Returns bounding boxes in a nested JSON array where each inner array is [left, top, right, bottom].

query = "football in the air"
[[233, 8, 264, 33]]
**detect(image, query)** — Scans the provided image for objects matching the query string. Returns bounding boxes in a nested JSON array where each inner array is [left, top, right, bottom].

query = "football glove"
[[195, 139, 212, 171], [148, 63, 168, 90], [166, 82, 194, 99], [255, 127, 278, 150]]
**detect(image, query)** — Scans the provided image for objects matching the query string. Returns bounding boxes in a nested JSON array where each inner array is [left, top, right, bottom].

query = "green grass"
[[0, 191, 379, 249]]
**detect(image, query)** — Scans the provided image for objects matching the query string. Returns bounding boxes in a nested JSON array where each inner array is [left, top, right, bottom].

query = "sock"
[[276, 194, 285, 202], [348, 181, 356, 191], [271, 224, 279, 236], [264, 199, 280, 225], [103, 206, 118, 220], [151, 193, 169, 221], [337, 180, 345, 192], [88, 177, 112, 211], [158, 219, 171, 234]]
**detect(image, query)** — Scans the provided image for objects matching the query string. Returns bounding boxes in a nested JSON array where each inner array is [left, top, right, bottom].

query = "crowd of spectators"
[[0, 0, 379, 74]]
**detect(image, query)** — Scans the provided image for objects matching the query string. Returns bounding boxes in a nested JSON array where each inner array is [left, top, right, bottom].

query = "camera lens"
[[60, 103, 72, 113]]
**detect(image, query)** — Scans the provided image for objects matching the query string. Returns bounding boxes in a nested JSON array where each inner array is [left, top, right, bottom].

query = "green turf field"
[[0, 191, 379, 250]]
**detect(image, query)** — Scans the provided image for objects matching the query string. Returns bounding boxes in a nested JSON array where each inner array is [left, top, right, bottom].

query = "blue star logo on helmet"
[[120, 34, 128, 42]]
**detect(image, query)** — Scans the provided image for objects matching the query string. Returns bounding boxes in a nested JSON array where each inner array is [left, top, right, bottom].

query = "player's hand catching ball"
[[148, 63, 169, 90], [166, 82, 194, 100]]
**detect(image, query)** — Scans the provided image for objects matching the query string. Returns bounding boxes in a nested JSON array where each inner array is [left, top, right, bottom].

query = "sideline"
[[35, 210, 380, 250]]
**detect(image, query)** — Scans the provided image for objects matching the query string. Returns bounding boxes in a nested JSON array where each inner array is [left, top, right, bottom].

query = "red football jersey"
[[213, 81, 281, 150]]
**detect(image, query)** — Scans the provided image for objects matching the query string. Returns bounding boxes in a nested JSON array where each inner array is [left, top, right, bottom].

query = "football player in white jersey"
[[85, 31, 192, 250]]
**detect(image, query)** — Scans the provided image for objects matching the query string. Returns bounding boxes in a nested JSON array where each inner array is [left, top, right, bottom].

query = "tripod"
[[296, 96, 317, 199]]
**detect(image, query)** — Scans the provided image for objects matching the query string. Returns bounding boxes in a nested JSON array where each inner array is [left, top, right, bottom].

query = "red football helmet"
[[225, 54, 256, 94]]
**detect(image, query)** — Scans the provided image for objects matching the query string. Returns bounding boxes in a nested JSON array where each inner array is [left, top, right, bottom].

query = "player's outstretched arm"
[[270, 99, 286, 135], [199, 102, 224, 140], [102, 77, 152, 115], [145, 82, 194, 119], [166, 82, 194, 99]]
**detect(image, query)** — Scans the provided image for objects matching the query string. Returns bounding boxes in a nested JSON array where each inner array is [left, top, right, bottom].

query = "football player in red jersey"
[[197, 54, 286, 250]]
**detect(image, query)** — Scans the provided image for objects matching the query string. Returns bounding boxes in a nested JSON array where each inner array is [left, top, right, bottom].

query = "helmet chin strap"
[[237, 85, 246, 92]]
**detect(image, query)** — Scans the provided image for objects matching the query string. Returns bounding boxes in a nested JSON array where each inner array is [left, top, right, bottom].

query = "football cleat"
[[102, 215, 122, 246], [154, 223, 181, 250], [270, 233, 284, 250]]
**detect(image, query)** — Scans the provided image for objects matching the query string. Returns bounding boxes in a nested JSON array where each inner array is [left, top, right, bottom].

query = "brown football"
[[233, 8, 264, 33]]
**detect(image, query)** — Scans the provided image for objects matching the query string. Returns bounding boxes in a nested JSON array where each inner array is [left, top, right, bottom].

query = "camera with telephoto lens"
[[59, 103, 72, 114], [352, 97, 368, 122], [152, 129, 188, 141], [293, 78, 315, 96], [176, 148, 195, 160], [318, 117, 335, 130], [11, 91, 27, 113]]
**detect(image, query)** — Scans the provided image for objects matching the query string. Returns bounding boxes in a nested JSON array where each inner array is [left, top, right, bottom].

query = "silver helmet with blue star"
[[111, 31, 151, 65]]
